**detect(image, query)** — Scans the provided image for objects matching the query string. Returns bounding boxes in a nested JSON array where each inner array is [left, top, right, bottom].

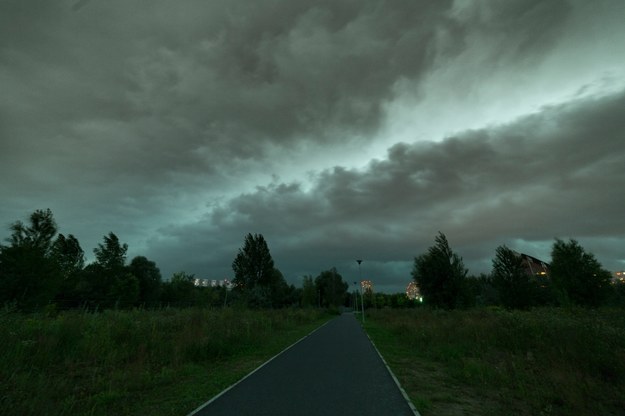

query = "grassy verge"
[[0, 307, 332, 415], [365, 307, 625, 416]]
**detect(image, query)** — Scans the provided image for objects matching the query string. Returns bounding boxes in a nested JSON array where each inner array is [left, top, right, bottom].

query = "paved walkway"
[[190, 313, 417, 416]]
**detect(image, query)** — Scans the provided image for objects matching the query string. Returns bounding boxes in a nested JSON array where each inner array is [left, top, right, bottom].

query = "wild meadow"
[[0, 307, 331, 416], [366, 307, 625, 416]]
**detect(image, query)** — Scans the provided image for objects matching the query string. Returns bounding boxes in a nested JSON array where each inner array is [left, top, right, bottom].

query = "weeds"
[[366, 307, 625, 416], [0, 307, 330, 415]]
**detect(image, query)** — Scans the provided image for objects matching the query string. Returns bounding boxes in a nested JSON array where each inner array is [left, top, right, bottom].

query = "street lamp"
[[356, 259, 365, 323]]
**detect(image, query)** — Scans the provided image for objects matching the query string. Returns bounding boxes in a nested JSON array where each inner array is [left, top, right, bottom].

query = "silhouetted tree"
[[94, 232, 127, 271], [268, 268, 290, 307], [315, 268, 348, 307], [412, 232, 468, 309], [491, 245, 533, 309], [160, 271, 196, 307], [7, 208, 57, 254], [51, 234, 85, 308], [233, 233, 286, 307], [0, 209, 62, 310], [550, 239, 611, 306], [52, 234, 85, 278], [232, 233, 275, 290], [129, 256, 162, 306], [80, 232, 138, 308], [467, 273, 499, 307]]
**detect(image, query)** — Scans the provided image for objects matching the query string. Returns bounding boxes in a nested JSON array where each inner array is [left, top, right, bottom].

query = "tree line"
[[3, 209, 622, 313], [412, 232, 624, 309], [0, 209, 352, 312], [0, 209, 168, 311]]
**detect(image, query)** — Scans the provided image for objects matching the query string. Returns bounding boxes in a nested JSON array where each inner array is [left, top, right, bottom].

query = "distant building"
[[193, 278, 232, 288], [514, 251, 550, 276], [613, 271, 625, 284]]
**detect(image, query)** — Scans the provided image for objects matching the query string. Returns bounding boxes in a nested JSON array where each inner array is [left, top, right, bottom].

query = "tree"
[[81, 232, 137, 308], [109, 271, 140, 308], [161, 272, 196, 307], [491, 245, 533, 309], [314, 268, 348, 307], [0, 209, 62, 310], [267, 268, 290, 307], [467, 273, 499, 307], [411, 232, 468, 309], [52, 234, 85, 278], [550, 239, 611, 306], [0, 245, 61, 310], [129, 256, 162, 306], [94, 232, 127, 271], [232, 233, 275, 290], [51, 234, 85, 308], [7, 208, 58, 254]]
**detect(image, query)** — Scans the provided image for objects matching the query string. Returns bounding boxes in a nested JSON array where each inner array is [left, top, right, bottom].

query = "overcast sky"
[[2, 0, 624, 293]]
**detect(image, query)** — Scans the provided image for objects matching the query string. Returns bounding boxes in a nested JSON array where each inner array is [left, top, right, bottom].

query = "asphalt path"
[[190, 312, 417, 416]]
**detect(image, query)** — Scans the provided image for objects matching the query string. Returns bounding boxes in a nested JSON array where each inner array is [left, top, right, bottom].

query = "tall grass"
[[366, 307, 625, 416], [0, 307, 329, 415]]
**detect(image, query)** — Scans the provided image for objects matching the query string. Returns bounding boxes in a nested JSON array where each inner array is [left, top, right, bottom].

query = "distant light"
[[406, 282, 421, 300]]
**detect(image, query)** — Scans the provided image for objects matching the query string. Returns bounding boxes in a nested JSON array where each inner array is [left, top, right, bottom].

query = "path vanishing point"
[[189, 312, 418, 416]]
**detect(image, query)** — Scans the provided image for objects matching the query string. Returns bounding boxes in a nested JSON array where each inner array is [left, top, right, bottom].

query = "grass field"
[[365, 307, 625, 416], [0, 307, 332, 416]]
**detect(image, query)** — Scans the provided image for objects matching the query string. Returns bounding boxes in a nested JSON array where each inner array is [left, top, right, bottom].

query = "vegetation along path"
[[190, 312, 417, 416]]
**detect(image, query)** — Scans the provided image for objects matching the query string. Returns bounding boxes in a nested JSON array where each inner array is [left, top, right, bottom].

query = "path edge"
[[186, 317, 335, 416], [364, 328, 422, 416]]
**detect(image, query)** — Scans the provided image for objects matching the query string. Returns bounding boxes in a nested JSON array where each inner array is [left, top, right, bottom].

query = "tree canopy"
[[491, 245, 533, 309], [550, 239, 612, 306], [232, 233, 275, 290], [7, 208, 58, 254], [0, 209, 62, 310], [411, 232, 468, 309], [315, 268, 348, 307], [94, 232, 128, 271], [129, 256, 162, 306]]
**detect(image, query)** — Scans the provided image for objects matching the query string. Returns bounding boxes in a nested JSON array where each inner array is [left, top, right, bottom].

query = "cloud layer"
[[147, 90, 625, 290]]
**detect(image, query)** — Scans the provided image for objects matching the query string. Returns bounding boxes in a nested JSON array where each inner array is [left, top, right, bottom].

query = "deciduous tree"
[[232, 233, 275, 290], [550, 239, 611, 306], [8, 208, 57, 254], [411, 232, 468, 309], [491, 245, 533, 309], [129, 256, 162, 306], [315, 268, 348, 307], [51, 234, 85, 308], [52, 234, 85, 278], [82, 232, 136, 307], [0, 209, 62, 310], [94, 232, 127, 271]]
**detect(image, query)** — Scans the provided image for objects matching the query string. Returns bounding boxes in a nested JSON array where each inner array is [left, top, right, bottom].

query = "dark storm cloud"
[[0, 0, 577, 183], [0, 0, 458, 170], [150, 89, 625, 288], [0, 0, 475, 244]]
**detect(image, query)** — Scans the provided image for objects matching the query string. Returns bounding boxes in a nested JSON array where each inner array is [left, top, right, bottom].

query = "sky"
[[1, 0, 624, 293]]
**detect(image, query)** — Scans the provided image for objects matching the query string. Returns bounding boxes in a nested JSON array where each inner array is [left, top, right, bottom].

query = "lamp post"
[[356, 259, 365, 323]]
